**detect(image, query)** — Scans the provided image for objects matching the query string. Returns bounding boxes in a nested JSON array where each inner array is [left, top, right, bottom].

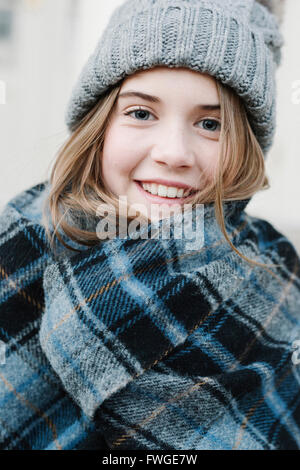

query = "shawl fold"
[[1, 181, 300, 450]]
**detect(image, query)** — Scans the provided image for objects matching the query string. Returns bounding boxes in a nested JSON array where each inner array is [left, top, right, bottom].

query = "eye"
[[124, 108, 221, 132], [124, 107, 155, 121], [198, 119, 221, 132]]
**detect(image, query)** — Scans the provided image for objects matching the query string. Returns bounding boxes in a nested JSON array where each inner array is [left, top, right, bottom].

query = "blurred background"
[[0, 0, 299, 254]]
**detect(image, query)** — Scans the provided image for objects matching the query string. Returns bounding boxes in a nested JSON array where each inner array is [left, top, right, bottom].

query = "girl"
[[0, 0, 300, 451]]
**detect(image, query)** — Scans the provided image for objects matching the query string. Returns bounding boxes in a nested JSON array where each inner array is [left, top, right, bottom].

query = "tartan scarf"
[[1, 180, 300, 450]]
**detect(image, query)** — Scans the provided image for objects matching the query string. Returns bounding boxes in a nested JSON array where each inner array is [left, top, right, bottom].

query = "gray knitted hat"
[[65, 0, 285, 156]]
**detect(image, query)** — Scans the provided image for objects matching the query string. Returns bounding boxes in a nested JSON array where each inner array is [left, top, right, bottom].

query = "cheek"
[[197, 141, 220, 178], [208, 149, 220, 176], [101, 126, 142, 178]]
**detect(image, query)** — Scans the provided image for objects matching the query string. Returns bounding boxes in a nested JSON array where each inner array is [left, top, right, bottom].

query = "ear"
[[255, 0, 286, 24]]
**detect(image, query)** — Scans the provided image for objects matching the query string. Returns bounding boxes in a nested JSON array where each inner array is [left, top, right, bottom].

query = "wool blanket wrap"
[[0, 181, 300, 450]]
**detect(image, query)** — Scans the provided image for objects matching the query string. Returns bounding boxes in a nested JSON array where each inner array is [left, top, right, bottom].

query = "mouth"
[[134, 180, 197, 204]]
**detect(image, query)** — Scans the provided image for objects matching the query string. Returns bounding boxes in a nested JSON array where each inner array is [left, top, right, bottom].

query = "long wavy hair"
[[42, 72, 282, 279]]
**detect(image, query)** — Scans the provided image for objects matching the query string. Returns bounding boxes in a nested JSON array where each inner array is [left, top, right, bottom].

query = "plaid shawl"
[[1, 181, 300, 450]]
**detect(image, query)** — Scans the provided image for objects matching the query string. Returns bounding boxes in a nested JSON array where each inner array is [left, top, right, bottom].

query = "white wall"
[[0, 0, 124, 209], [0, 0, 77, 206], [0, 0, 299, 253]]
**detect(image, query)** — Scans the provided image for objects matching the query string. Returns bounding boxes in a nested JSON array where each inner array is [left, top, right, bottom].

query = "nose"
[[150, 125, 195, 168]]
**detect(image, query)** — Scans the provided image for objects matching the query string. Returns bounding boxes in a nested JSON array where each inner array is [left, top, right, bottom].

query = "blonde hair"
[[42, 74, 283, 281]]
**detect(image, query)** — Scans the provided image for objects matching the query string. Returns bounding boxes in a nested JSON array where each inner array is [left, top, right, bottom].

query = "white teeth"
[[141, 182, 192, 198], [167, 187, 180, 198], [158, 185, 168, 197], [149, 183, 157, 195]]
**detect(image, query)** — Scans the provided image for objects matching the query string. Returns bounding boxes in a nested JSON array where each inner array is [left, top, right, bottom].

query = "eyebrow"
[[118, 91, 220, 111]]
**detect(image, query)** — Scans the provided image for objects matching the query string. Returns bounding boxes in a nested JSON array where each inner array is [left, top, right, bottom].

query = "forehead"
[[120, 66, 219, 100]]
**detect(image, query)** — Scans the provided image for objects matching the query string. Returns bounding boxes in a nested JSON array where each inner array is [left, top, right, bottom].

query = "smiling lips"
[[140, 182, 194, 198], [135, 178, 196, 195], [135, 180, 197, 204]]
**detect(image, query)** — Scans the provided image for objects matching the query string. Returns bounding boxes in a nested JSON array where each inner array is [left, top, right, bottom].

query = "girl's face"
[[101, 66, 221, 220]]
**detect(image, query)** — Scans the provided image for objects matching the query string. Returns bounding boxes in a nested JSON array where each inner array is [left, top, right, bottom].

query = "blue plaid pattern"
[[0, 181, 300, 450]]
